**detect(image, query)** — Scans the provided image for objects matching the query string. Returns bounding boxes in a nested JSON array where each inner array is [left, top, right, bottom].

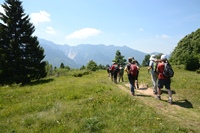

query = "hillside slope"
[[39, 38, 147, 68]]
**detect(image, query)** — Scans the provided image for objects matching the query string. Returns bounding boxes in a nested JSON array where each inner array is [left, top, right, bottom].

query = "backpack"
[[113, 65, 119, 74], [163, 62, 174, 78], [129, 64, 137, 76], [153, 62, 159, 75], [119, 68, 124, 75]]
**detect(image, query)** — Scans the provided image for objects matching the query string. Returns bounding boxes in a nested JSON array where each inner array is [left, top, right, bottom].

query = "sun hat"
[[161, 55, 167, 60], [149, 55, 156, 61], [128, 57, 132, 60]]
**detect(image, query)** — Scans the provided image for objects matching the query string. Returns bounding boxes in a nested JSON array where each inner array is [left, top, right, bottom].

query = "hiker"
[[113, 64, 120, 83], [118, 65, 124, 82], [110, 62, 119, 83], [106, 65, 110, 77], [156, 55, 173, 104], [124, 57, 138, 96], [135, 60, 140, 89], [109, 62, 115, 82], [148, 55, 159, 94]]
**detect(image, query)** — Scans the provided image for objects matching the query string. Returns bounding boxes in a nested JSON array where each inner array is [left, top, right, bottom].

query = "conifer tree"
[[114, 50, 126, 66], [0, 0, 47, 84]]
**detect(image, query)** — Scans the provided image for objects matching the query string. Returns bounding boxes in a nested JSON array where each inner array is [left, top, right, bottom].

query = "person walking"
[[156, 55, 173, 104], [135, 60, 140, 89], [113, 64, 119, 83], [118, 65, 124, 82], [106, 64, 110, 77], [110, 62, 119, 83], [109, 62, 115, 82], [148, 55, 159, 94], [124, 57, 138, 96]]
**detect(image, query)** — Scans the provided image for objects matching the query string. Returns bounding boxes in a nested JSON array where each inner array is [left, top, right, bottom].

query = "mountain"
[[38, 38, 148, 68]]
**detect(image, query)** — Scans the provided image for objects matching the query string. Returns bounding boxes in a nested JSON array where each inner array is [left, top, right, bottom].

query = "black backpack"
[[163, 62, 174, 78]]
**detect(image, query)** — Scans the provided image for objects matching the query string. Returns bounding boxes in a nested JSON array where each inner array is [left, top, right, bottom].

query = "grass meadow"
[[0, 65, 200, 133]]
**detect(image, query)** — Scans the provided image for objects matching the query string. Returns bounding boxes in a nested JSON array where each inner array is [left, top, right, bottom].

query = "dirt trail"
[[117, 83, 200, 132], [118, 83, 161, 99]]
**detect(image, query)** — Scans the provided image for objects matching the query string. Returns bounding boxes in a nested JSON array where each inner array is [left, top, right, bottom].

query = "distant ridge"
[[38, 38, 148, 68]]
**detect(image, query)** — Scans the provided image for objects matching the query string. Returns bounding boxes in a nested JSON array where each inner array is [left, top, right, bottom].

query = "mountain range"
[[38, 38, 148, 68]]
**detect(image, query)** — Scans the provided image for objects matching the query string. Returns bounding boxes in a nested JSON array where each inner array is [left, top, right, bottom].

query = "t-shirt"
[[157, 62, 167, 79], [149, 60, 155, 74]]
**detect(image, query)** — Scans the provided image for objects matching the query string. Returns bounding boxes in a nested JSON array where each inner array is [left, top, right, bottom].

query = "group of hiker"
[[107, 54, 174, 104], [147, 54, 173, 104], [106, 57, 140, 90]]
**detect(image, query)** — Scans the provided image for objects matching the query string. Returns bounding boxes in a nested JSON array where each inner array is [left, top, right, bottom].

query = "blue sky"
[[1, 0, 200, 54]]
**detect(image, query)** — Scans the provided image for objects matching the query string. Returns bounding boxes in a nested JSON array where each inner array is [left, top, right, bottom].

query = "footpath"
[[117, 83, 157, 98], [117, 83, 200, 132]]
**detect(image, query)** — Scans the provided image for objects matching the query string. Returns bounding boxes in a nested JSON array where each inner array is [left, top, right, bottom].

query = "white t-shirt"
[[149, 60, 155, 74]]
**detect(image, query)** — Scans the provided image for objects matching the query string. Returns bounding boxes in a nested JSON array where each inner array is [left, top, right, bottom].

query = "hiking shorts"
[[158, 78, 171, 89]]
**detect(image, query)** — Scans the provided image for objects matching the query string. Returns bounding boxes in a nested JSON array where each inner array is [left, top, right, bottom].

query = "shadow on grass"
[[162, 89, 176, 94], [137, 87, 148, 90], [28, 78, 54, 86], [135, 94, 152, 97], [172, 99, 193, 108]]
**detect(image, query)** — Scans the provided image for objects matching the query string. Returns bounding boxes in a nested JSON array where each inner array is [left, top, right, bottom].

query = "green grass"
[[0, 67, 199, 133]]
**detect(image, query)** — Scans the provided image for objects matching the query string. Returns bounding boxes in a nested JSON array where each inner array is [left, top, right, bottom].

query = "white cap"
[[149, 55, 156, 61], [161, 55, 167, 60]]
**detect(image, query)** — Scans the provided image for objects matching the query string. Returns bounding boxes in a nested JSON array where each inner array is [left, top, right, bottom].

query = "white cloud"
[[155, 34, 169, 39], [162, 34, 169, 39], [45, 26, 56, 34], [139, 28, 144, 31], [66, 28, 101, 39], [30, 11, 51, 25]]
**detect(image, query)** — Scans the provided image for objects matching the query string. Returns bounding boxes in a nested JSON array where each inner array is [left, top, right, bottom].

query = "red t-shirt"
[[157, 62, 167, 79]]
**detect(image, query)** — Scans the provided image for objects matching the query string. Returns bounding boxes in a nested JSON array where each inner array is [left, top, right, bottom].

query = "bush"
[[184, 54, 200, 71], [196, 69, 200, 74]]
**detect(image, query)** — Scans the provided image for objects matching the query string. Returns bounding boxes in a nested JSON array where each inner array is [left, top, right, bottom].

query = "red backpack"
[[129, 64, 137, 76]]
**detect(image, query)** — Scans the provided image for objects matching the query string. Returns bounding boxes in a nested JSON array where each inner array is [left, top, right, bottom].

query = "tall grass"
[[0, 68, 199, 133]]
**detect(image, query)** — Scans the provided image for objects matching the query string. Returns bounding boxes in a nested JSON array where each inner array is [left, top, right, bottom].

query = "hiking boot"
[[137, 84, 139, 89], [156, 95, 161, 100], [153, 91, 158, 95], [168, 98, 172, 104]]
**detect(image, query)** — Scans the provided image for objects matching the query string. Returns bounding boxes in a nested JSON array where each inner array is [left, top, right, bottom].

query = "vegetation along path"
[[117, 83, 200, 132]]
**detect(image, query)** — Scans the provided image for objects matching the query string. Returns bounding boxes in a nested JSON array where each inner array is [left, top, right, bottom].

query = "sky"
[[1, 0, 200, 54]]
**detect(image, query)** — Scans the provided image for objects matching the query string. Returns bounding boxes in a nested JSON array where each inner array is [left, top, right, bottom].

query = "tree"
[[86, 60, 98, 71], [80, 65, 86, 70], [184, 53, 200, 71], [114, 50, 126, 66], [45, 61, 53, 75], [60, 63, 65, 68], [141, 53, 164, 67], [98, 64, 105, 70], [65, 66, 70, 70], [0, 0, 46, 84], [142, 54, 150, 66], [170, 28, 200, 71]]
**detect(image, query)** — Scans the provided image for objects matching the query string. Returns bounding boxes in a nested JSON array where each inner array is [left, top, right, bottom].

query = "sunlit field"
[[0, 66, 199, 133]]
